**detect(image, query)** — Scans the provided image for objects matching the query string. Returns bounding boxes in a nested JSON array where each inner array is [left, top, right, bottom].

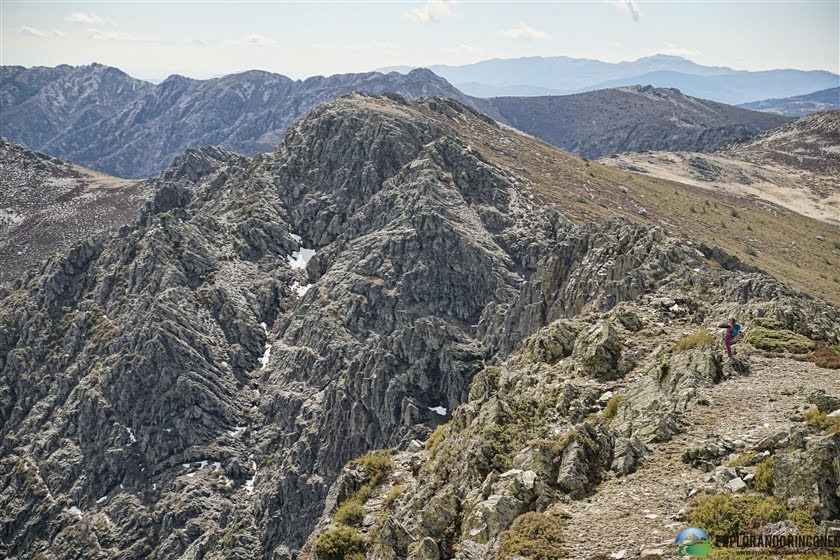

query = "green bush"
[[334, 500, 365, 527], [353, 450, 392, 481], [332, 450, 393, 528], [674, 329, 715, 353], [314, 526, 366, 560], [726, 451, 757, 467], [753, 459, 774, 494], [688, 494, 791, 538], [425, 423, 448, 456], [498, 512, 567, 560]]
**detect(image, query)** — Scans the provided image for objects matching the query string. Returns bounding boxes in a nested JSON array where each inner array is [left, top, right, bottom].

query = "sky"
[[1, 1, 838, 82]]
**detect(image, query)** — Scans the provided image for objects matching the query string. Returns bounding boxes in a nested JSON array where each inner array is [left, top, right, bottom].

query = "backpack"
[[731, 322, 741, 338]]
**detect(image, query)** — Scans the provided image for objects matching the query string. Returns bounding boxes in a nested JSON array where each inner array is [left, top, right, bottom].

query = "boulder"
[[573, 322, 622, 380]]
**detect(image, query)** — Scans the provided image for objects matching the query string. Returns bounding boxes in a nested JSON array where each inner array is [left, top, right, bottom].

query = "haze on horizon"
[[1, 1, 838, 83]]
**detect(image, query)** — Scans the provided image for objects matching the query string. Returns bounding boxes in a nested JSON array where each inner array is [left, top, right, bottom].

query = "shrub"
[[498, 512, 567, 560], [314, 526, 366, 560], [688, 494, 789, 538], [674, 329, 715, 353], [332, 450, 393, 528], [354, 450, 392, 481], [382, 485, 404, 511], [425, 423, 448, 457], [753, 459, 774, 494], [334, 500, 365, 527], [726, 451, 757, 467], [602, 395, 624, 424], [805, 344, 840, 369]]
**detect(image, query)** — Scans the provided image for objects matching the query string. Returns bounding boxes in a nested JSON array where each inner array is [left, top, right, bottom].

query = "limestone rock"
[[573, 322, 622, 380], [773, 433, 840, 518]]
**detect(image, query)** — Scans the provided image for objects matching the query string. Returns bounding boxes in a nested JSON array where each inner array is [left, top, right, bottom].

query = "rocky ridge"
[[480, 85, 788, 159], [739, 87, 840, 117], [304, 245, 840, 559], [1, 94, 837, 560]]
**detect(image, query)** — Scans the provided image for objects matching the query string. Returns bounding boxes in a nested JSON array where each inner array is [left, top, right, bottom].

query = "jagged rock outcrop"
[[299, 186, 838, 559], [2, 93, 838, 560], [0, 94, 563, 559]]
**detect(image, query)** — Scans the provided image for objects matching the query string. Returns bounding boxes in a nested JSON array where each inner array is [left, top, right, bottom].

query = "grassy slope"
[[415, 101, 840, 306]]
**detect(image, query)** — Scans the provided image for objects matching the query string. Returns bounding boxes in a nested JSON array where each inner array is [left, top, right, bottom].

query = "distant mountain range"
[[738, 87, 840, 117], [1, 63, 793, 178], [380, 54, 839, 105], [477, 85, 788, 159], [0, 64, 471, 178]]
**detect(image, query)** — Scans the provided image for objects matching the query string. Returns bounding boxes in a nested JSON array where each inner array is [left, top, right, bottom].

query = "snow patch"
[[122, 424, 136, 445], [428, 406, 448, 416], [289, 232, 302, 243], [291, 282, 312, 296], [68, 506, 82, 518], [245, 460, 257, 495], [228, 426, 247, 436], [96, 495, 108, 504], [287, 247, 316, 270], [259, 342, 272, 369]]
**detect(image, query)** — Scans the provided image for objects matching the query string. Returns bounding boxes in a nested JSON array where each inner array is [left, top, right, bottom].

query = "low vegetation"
[[333, 450, 393, 527], [753, 459, 774, 494], [425, 423, 448, 457], [743, 326, 815, 354], [314, 526, 366, 560], [498, 512, 568, 560], [804, 409, 840, 434], [726, 451, 757, 467], [430, 104, 840, 306], [602, 395, 624, 424], [687, 494, 818, 539], [673, 328, 716, 353]]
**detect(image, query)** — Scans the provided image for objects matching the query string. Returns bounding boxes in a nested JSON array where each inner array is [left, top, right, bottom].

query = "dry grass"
[[414, 100, 840, 306]]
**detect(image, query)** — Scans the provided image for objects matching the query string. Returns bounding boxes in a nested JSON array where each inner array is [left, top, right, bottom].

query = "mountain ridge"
[[2, 63, 791, 179], [0, 64, 475, 178], [1, 94, 838, 560], [379, 54, 839, 104], [738, 87, 840, 117]]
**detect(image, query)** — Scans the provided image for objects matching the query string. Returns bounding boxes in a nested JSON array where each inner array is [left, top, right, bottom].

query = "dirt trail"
[[561, 356, 838, 559]]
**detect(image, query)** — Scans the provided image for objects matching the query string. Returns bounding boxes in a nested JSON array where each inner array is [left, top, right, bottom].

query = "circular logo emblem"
[[675, 527, 712, 558]]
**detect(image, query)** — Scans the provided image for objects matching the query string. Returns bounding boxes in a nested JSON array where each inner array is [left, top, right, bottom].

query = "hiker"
[[723, 317, 741, 357]]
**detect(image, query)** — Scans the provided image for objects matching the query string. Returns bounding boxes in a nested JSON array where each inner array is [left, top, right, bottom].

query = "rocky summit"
[[1, 94, 838, 560]]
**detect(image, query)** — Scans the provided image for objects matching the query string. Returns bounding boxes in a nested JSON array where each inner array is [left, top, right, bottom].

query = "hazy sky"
[[2, 1, 838, 82]]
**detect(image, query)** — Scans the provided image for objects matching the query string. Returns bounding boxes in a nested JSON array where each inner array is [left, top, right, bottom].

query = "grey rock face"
[[2, 93, 838, 560], [773, 433, 840, 518], [0, 94, 562, 558]]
